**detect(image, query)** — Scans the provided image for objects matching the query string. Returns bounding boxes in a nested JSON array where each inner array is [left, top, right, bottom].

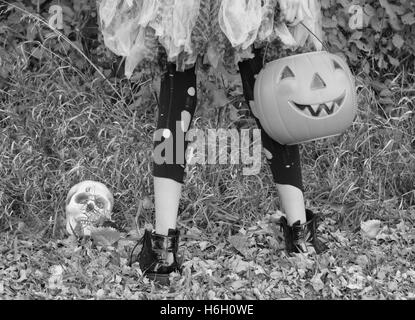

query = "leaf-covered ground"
[[1, 207, 414, 300], [1, 11, 414, 301]]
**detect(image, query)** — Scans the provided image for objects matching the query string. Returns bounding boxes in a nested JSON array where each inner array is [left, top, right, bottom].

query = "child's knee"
[[153, 65, 198, 183], [156, 64, 197, 132]]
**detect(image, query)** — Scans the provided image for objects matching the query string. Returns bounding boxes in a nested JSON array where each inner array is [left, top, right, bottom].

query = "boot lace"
[[292, 221, 313, 253], [128, 236, 144, 267]]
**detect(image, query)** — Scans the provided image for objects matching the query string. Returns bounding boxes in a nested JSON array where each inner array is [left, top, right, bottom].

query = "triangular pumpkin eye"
[[280, 66, 295, 80], [311, 73, 327, 90], [333, 60, 343, 70]]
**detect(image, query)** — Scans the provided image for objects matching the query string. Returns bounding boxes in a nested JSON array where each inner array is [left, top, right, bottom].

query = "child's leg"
[[154, 177, 182, 235], [132, 63, 197, 281], [238, 49, 328, 254], [153, 63, 198, 235], [238, 49, 306, 225]]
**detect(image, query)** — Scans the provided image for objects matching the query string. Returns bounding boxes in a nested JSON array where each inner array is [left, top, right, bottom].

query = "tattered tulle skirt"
[[97, 0, 322, 78]]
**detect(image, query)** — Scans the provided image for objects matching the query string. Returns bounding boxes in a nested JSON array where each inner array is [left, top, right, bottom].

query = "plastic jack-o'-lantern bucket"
[[253, 51, 357, 145]]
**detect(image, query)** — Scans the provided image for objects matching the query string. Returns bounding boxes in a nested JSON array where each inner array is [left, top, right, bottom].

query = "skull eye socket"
[[75, 193, 89, 204], [96, 201, 104, 209], [333, 60, 343, 70], [280, 66, 295, 80], [95, 196, 106, 209]]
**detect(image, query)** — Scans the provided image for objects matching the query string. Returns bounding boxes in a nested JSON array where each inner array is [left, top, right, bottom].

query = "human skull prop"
[[65, 180, 114, 236]]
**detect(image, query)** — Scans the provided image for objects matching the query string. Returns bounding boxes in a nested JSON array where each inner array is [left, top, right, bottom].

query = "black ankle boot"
[[129, 229, 181, 285], [279, 209, 328, 255]]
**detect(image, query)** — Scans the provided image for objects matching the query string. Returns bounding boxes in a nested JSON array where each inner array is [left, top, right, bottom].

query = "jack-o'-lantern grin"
[[290, 92, 346, 118]]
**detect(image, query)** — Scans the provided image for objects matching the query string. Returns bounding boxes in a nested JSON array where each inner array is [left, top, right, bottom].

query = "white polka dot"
[[163, 129, 171, 139], [187, 87, 195, 96], [264, 148, 273, 160]]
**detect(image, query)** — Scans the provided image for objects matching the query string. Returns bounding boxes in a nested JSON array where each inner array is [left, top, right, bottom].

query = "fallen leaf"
[[379, 0, 402, 30], [253, 287, 263, 299], [48, 265, 64, 290], [254, 265, 266, 275], [230, 280, 247, 290], [401, 12, 415, 25], [270, 271, 283, 280], [288, 254, 314, 270], [199, 241, 210, 251], [361, 220, 382, 239], [392, 34, 404, 49], [50, 265, 64, 276], [96, 289, 106, 299], [228, 234, 250, 257], [388, 281, 398, 292], [186, 226, 203, 239], [395, 220, 407, 232], [234, 261, 252, 274], [311, 274, 325, 292], [347, 279, 364, 290], [91, 227, 121, 247], [346, 266, 366, 290], [207, 290, 216, 300], [356, 255, 369, 268], [332, 229, 349, 244], [16, 269, 28, 282]]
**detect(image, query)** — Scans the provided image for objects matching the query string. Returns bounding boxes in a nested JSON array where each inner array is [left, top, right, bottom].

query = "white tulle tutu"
[[97, 0, 323, 78]]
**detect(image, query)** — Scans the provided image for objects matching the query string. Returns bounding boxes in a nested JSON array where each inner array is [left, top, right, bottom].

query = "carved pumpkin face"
[[253, 51, 357, 145]]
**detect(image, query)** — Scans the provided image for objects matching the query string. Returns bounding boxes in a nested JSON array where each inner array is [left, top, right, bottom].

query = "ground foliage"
[[1, 0, 414, 79], [1, 210, 415, 299], [321, 0, 415, 73], [0, 0, 414, 300]]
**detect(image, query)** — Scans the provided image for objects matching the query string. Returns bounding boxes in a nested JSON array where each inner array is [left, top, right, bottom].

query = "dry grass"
[[0, 44, 414, 241], [1, 2, 414, 301]]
